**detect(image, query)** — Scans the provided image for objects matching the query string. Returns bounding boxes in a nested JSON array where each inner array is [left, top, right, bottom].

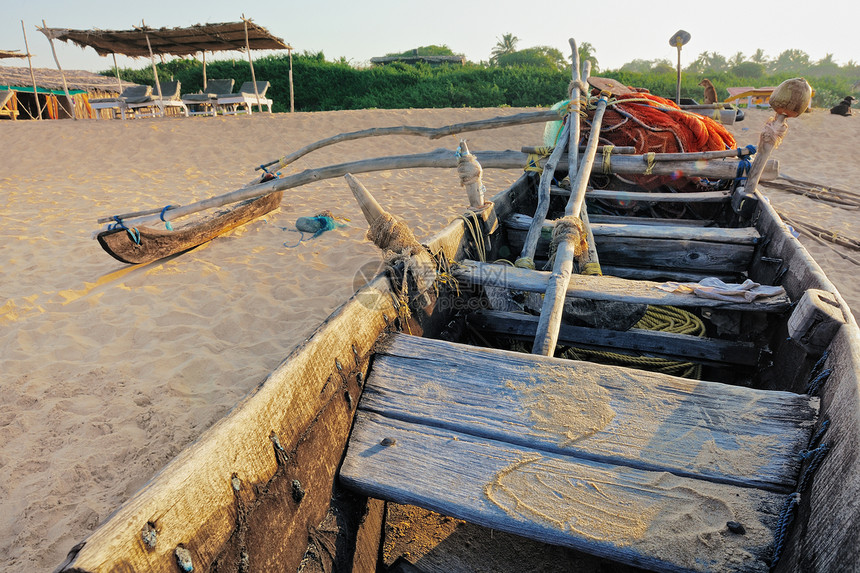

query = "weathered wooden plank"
[[503, 228, 754, 273], [341, 411, 783, 573], [594, 236, 755, 272], [504, 213, 761, 244], [57, 275, 399, 573], [361, 333, 816, 490], [552, 186, 733, 203], [503, 214, 756, 273], [466, 309, 760, 366], [454, 261, 791, 312], [587, 214, 710, 226]]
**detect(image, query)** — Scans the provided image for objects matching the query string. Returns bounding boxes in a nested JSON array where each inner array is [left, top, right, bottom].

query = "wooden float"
[[59, 68, 860, 573], [96, 191, 284, 265]]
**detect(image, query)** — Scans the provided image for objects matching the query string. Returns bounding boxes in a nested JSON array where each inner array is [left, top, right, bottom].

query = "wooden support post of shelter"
[[201, 50, 207, 90], [20, 20, 41, 120], [242, 15, 263, 113], [288, 46, 294, 113], [111, 53, 123, 97], [39, 20, 76, 120], [140, 26, 163, 102]]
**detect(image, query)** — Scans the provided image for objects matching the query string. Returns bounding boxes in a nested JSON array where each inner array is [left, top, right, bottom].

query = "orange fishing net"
[[584, 89, 737, 189]]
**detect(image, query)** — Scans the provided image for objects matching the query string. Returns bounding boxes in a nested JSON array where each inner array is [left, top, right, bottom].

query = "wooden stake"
[[532, 91, 611, 356], [518, 120, 570, 265], [745, 78, 812, 193], [457, 140, 485, 208], [574, 47, 601, 274], [344, 173, 386, 226], [40, 20, 76, 120]]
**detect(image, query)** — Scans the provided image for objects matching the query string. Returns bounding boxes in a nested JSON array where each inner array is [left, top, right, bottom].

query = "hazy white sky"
[[3, 0, 856, 74]]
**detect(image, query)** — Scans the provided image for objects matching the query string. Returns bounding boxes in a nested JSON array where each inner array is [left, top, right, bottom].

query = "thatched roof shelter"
[[0, 65, 136, 93], [39, 21, 290, 57], [38, 19, 294, 114], [0, 50, 29, 59]]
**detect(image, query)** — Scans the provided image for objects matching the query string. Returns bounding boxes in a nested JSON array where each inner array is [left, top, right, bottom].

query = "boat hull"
[[57, 173, 860, 573]]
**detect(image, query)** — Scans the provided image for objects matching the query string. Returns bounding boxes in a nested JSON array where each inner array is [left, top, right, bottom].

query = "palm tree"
[[728, 51, 745, 67], [750, 49, 768, 64], [491, 33, 519, 64], [578, 41, 599, 73], [771, 49, 810, 73]]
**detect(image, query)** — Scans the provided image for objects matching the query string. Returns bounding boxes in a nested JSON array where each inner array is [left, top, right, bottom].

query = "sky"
[[2, 0, 857, 75]]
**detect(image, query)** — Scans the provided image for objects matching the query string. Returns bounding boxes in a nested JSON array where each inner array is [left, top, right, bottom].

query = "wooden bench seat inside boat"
[[341, 334, 818, 572], [503, 214, 760, 277], [452, 260, 791, 313], [467, 309, 761, 367]]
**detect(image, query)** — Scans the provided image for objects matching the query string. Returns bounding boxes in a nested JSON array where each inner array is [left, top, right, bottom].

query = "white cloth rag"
[[657, 277, 786, 302]]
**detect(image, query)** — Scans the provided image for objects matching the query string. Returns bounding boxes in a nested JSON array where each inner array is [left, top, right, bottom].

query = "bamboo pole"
[[516, 120, 571, 267], [521, 145, 636, 155], [576, 55, 601, 274], [257, 109, 562, 172], [101, 149, 777, 230], [516, 37, 583, 269], [532, 91, 611, 356], [21, 20, 41, 120], [242, 15, 262, 113], [40, 20, 75, 120], [202, 51, 207, 90]]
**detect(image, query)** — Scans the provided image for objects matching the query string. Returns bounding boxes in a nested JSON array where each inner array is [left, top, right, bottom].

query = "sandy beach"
[[1, 106, 857, 571]]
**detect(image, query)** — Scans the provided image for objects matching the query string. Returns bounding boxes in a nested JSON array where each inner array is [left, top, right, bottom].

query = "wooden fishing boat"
[[60, 51, 859, 572]]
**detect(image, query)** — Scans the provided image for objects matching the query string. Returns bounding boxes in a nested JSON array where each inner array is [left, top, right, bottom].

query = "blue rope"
[[108, 216, 141, 245], [283, 230, 306, 248], [808, 420, 830, 449], [798, 443, 830, 492], [772, 492, 801, 566], [806, 368, 833, 396], [810, 350, 829, 378], [159, 204, 174, 231], [734, 145, 757, 181]]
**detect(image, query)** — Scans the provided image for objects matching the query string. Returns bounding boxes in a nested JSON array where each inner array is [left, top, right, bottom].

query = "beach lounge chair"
[[89, 85, 152, 120], [0, 90, 19, 120], [217, 81, 272, 115], [181, 78, 235, 116], [126, 81, 189, 118]]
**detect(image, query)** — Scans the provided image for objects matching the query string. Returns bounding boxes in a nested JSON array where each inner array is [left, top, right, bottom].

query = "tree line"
[[110, 35, 858, 112]]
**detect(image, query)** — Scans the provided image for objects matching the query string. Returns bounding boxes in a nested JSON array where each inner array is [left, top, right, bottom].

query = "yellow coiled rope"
[[560, 305, 705, 379]]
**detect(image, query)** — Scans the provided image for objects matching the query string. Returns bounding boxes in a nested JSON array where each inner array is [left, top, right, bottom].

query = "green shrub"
[[104, 54, 857, 112]]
